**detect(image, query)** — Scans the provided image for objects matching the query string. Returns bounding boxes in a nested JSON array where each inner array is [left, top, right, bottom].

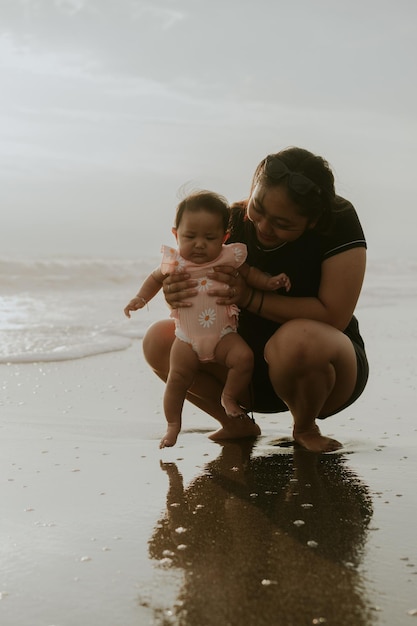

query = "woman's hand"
[[207, 265, 251, 307], [163, 272, 198, 308]]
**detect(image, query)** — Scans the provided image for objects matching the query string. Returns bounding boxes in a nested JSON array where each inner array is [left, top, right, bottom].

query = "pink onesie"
[[160, 243, 247, 362]]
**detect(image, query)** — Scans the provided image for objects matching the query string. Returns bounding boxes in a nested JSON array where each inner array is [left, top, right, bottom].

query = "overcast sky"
[[1, 0, 416, 260]]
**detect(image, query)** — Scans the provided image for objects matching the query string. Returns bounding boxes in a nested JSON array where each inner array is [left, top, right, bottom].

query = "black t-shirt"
[[228, 196, 367, 351]]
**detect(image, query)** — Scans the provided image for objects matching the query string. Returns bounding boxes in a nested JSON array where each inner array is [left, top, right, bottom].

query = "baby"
[[124, 190, 290, 448]]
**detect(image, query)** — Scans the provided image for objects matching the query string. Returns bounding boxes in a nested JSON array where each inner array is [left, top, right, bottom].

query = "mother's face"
[[247, 183, 313, 248]]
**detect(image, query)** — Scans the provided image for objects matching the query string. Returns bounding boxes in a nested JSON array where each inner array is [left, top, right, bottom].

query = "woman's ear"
[[171, 227, 178, 241]]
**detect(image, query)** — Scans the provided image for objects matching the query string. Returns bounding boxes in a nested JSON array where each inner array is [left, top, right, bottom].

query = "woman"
[[143, 147, 368, 453]]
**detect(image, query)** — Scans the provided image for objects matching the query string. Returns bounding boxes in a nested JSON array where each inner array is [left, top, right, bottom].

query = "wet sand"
[[1, 301, 417, 625]]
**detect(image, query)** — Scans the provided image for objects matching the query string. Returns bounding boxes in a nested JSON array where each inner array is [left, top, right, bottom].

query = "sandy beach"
[[1, 0, 416, 622], [1, 296, 417, 626]]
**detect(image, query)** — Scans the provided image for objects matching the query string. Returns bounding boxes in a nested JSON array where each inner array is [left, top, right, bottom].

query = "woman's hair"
[[250, 147, 336, 232], [175, 190, 230, 232]]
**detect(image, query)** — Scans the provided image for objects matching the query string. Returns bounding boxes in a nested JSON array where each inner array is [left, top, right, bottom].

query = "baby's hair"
[[174, 190, 230, 232]]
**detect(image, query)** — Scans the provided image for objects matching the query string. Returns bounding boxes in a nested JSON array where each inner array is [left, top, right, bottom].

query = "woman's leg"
[[264, 319, 358, 453], [142, 320, 260, 439]]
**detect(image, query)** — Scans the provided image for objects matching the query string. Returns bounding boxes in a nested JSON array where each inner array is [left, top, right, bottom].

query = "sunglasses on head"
[[264, 155, 320, 195]]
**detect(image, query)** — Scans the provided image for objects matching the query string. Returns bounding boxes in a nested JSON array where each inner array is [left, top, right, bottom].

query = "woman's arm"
[[244, 248, 366, 330], [161, 246, 365, 329]]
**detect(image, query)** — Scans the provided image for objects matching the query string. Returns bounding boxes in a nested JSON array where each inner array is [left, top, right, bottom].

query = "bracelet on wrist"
[[256, 291, 264, 315], [243, 288, 255, 309], [137, 296, 148, 308]]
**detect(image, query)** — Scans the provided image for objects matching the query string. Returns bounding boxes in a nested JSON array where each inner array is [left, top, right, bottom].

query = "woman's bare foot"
[[160, 424, 181, 449], [221, 393, 246, 418], [209, 414, 261, 441], [293, 424, 342, 453]]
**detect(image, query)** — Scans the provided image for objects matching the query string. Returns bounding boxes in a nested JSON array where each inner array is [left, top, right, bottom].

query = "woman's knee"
[[264, 320, 321, 370], [142, 320, 175, 373]]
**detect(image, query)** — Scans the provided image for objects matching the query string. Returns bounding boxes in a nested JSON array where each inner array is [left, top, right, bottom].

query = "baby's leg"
[[161, 338, 199, 448], [214, 333, 254, 419]]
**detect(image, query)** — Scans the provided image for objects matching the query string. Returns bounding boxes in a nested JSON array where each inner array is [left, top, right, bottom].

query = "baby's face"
[[174, 209, 226, 264]]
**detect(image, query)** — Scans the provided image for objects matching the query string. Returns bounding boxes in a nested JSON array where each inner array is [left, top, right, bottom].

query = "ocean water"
[[0, 256, 416, 364], [0, 256, 167, 363]]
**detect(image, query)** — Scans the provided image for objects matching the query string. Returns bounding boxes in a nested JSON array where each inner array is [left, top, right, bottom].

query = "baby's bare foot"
[[293, 424, 342, 453], [160, 424, 180, 449], [221, 393, 246, 419]]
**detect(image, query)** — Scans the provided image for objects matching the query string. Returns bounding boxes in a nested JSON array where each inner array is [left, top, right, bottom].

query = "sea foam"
[[0, 256, 167, 363]]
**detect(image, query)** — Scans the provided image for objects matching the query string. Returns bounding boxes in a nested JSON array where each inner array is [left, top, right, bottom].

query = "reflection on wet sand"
[[147, 441, 375, 626]]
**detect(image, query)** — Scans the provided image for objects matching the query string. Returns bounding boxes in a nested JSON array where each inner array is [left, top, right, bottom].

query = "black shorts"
[[250, 339, 369, 418]]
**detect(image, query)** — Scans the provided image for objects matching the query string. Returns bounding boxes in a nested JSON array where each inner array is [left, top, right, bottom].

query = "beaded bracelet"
[[256, 291, 264, 315], [137, 296, 147, 306], [243, 288, 255, 309]]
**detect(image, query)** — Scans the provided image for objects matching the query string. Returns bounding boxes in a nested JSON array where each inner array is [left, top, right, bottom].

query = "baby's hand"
[[123, 296, 146, 318], [266, 273, 291, 292]]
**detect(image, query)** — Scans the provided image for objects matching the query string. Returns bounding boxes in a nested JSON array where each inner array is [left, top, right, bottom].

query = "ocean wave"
[[0, 329, 135, 364], [0, 255, 160, 290], [0, 260, 168, 363]]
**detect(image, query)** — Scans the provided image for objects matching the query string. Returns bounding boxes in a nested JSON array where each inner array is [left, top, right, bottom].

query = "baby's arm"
[[124, 268, 166, 317], [239, 262, 291, 292]]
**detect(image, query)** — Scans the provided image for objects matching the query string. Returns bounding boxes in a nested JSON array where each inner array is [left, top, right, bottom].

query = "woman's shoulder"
[[330, 196, 364, 233], [333, 195, 357, 214], [321, 196, 366, 259]]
